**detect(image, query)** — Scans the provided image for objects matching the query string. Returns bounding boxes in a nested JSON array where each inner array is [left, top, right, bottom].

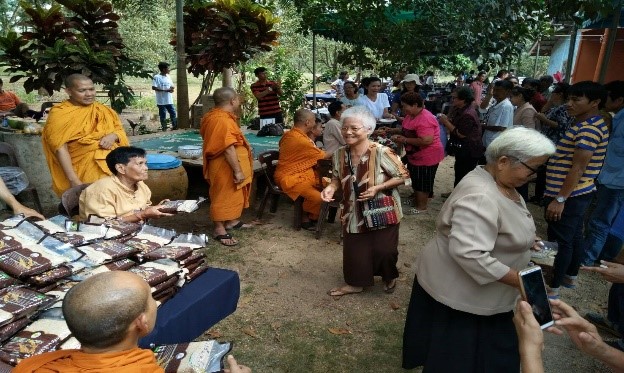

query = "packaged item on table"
[[0, 318, 71, 366], [185, 262, 210, 282], [139, 246, 193, 262], [0, 287, 57, 327], [0, 215, 27, 229], [0, 231, 22, 255], [125, 225, 177, 255], [169, 233, 207, 248], [59, 337, 81, 350], [152, 340, 232, 373], [70, 259, 136, 281], [153, 286, 177, 303], [150, 275, 181, 295], [0, 246, 66, 278], [129, 261, 181, 286], [178, 251, 206, 267], [5, 221, 46, 246], [27, 262, 87, 287], [184, 259, 205, 274], [0, 317, 30, 344], [37, 236, 83, 263], [0, 271, 21, 288], [78, 240, 138, 264], [157, 198, 206, 214], [31, 215, 71, 235], [85, 216, 142, 239]]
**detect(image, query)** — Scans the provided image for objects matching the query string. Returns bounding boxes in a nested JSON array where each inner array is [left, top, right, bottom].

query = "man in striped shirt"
[[251, 67, 283, 124], [543, 81, 609, 298]]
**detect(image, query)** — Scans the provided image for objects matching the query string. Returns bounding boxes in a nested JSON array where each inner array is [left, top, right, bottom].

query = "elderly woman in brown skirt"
[[321, 106, 410, 296]]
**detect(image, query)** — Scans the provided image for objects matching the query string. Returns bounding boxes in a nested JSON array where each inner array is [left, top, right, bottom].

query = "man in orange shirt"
[[275, 109, 329, 229], [42, 74, 129, 196], [201, 87, 254, 246]]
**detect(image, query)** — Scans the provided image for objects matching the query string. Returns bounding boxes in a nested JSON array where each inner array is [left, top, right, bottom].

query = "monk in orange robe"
[[200, 87, 253, 247], [275, 109, 328, 229], [13, 271, 162, 373], [42, 74, 129, 196]]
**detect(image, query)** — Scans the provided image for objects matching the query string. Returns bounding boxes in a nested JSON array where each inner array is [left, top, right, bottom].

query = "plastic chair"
[[59, 183, 91, 217], [256, 151, 303, 230], [314, 159, 341, 239], [0, 142, 43, 214]]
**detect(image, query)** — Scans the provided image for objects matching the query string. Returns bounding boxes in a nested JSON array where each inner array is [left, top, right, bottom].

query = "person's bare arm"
[[498, 268, 520, 288], [122, 205, 174, 223], [55, 144, 82, 187], [224, 145, 245, 184], [582, 261, 624, 283], [99, 133, 119, 149], [0, 178, 43, 219]]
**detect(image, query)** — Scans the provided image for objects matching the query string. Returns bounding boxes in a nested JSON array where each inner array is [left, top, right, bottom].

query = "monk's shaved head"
[[64, 74, 93, 89], [293, 108, 315, 128], [213, 87, 238, 106], [63, 271, 150, 349]]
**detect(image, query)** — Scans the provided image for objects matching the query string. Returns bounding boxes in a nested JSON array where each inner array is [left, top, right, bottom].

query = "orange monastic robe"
[[13, 348, 164, 373], [42, 101, 129, 196], [200, 107, 253, 222], [274, 127, 325, 219]]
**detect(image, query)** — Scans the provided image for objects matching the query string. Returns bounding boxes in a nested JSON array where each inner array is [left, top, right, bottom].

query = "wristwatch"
[[555, 196, 567, 203]]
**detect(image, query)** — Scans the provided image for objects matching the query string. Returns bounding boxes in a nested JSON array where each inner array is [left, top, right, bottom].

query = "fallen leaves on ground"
[[328, 327, 351, 335], [242, 326, 258, 338], [205, 330, 223, 338], [389, 301, 400, 310]]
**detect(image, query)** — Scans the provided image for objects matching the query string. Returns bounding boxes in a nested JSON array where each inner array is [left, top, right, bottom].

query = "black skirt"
[[402, 278, 520, 372]]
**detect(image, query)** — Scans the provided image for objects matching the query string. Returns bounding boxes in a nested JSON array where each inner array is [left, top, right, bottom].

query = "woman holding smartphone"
[[402, 127, 556, 372]]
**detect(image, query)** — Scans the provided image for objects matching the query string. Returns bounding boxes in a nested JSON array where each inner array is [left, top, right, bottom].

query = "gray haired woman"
[[321, 106, 410, 296], [403, 127, 556, 371]]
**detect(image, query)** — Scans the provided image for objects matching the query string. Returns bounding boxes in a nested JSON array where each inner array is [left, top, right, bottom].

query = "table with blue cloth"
[[139, 268, 240, 347], [131, 129, 280, 162]]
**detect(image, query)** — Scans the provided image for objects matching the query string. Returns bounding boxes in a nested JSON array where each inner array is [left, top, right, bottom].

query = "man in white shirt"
[[331, 71, 349, 99], [152, 62, 177, 131], [482, 80, 514, 149]]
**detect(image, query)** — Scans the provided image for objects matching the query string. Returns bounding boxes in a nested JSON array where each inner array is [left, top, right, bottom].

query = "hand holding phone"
[[518, 266, 555, 329]]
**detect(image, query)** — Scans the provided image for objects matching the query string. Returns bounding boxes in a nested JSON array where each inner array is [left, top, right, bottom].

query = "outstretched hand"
[[321, 185, 336, 202], [224, 355, 251, 373], [582, 260, 624, 283]]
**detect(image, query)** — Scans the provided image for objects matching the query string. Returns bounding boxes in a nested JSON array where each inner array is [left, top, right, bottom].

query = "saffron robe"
[[200, 108, 253, 221], [275, 127, 325, 219], [13, 347, 164, 373], [42, 101, 129, 196]]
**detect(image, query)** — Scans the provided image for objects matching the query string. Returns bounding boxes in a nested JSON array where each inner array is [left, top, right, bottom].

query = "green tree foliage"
[[175, 0, 279, 103], [0, 0, 152, 112], [118, 11, 175, 69]]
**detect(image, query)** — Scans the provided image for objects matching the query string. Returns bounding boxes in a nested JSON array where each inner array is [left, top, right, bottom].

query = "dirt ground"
[[141, 152, 615, 372]]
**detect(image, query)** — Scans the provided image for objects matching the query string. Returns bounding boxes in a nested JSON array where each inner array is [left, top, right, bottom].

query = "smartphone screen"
[[519, 266, 554, 329]]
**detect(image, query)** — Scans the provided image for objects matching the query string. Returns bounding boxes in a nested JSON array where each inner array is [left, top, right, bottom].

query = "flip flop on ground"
[[327, 286, 363, 297], [225, 221, 254, 230], [384, 279, 397, 294], [214, 233, 238, 246]]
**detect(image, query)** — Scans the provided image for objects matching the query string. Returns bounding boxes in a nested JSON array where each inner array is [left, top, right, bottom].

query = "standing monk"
[[275, 109, 328, 230], [200, 87, 253, 247], [42, 74, 129, 196]]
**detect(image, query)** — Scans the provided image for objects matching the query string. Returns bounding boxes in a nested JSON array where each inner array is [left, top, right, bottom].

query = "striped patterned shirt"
[[251, 80, 282, 117], [545, 115, 609, 197]]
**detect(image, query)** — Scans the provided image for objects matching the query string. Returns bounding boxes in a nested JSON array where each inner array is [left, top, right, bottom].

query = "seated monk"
[[79, 146, 172, 222], [13, 271, 251, 373], [275, 109, 331, 230], [42, 74, 129, 196]]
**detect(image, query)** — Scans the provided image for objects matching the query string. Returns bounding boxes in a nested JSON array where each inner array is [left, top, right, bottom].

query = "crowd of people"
[[2, 63, 623, 371]]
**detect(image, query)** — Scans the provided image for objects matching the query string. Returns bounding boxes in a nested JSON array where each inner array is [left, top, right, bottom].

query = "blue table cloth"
[[139, 268, 240, 346]]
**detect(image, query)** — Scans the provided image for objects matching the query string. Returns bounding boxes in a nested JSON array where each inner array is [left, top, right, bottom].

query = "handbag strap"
[[346, 148, 360, 195]]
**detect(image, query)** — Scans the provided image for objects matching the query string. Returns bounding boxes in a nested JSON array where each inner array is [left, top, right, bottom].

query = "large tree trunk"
[[175, 0, 190, 128]]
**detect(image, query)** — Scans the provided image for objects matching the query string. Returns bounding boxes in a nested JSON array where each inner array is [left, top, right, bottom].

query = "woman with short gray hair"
[[403, 127, 555, 371]]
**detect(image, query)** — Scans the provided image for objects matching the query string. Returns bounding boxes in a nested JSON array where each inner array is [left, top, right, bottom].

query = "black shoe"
[[606, 339, 624, 352], [301, 221, 317, 231]]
